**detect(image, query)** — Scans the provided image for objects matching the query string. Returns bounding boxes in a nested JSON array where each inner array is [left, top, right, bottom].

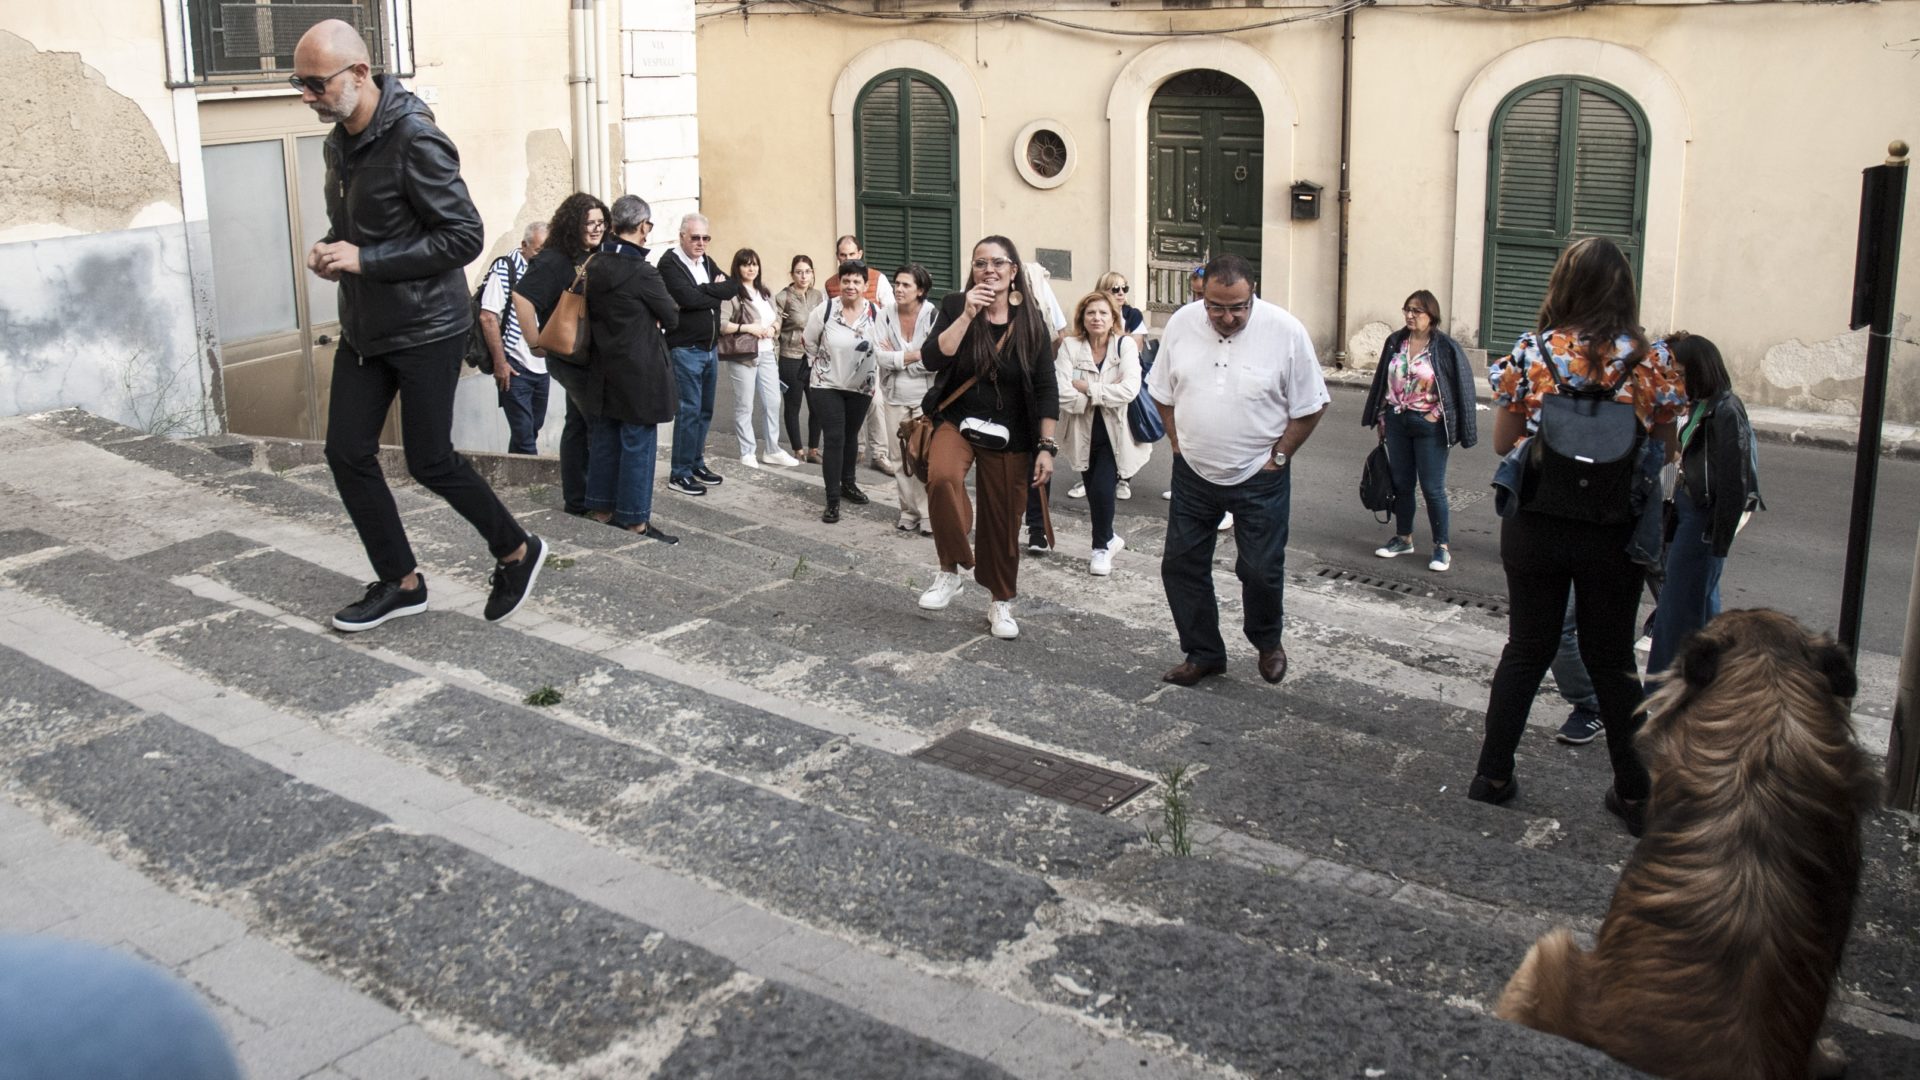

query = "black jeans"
[[1083, 419, 1120, 549], [325, 334, 527, 583], [806, 386, 870, 502], [1161, 456, 1291, 667], [778, 354, 819, 452], [1475, 510, 1651, 799], [560, 394, 589, 513]]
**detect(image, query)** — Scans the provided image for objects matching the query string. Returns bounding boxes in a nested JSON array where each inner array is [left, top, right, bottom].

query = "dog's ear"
[[1815, 640, 1857, 699], [1679, 631, 1722, 689]]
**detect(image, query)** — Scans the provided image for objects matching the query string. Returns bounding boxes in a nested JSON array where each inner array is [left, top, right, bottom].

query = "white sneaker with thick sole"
[[1089, 548, 1113, 576], [1116, 479, 1133, 500], [918, 571, 965, 610], [988, 600, 1019, 639], [762, 449, 802, 467], [1067, 481, 1087, 499], [739, 454, 762, 469]]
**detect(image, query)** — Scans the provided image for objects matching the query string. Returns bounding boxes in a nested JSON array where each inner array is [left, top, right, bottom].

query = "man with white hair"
[[656, 213, 740, 496], [479, 220, 550, 453], [292, 19, 545, 630]]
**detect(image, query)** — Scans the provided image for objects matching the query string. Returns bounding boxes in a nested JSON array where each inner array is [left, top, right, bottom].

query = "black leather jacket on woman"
[[1360, 328, 1479, 449], [1678, 389, 1764, 557], [321, 76, 484, 356]]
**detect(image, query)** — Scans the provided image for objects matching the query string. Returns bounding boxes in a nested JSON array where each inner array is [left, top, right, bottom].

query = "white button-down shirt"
[[1146, 298, 1329, 486]]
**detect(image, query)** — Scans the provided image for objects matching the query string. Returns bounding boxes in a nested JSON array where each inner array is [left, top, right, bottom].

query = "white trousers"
[[727, 352, 782, 458], [873, 398, 929, 525], [860, 384, 895, 466]]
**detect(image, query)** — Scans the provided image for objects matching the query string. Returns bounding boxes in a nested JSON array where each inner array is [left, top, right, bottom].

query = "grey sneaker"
[[1374, 536, 1415, 558], [1555, 708, 1604, 745], [1429, 547, 1451, 572]]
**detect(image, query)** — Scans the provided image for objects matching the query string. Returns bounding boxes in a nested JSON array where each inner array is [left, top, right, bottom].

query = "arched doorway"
[[1480, 76, 1650, 349], [853, 69, 961, 294], [1145, 70, 1263, 313]]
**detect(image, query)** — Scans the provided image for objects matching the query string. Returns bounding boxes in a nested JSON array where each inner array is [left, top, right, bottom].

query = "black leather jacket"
[[1678, 390, 1764, 557], [1360, 328, 1479, 449], [322, 76, 484, 356]]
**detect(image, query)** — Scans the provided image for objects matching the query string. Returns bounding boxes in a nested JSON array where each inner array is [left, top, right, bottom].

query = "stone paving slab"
[[126, 531, 267, 579], [15, 715, 386, 890], [101, 434, 250, 480], [379, 686, 675, 821], [612, 770, 1054, 963], [0, 645, 146, 758], [254, 829, 737, 1067], [0, 527, 61, 560], [1037, 921, 1643, 1079], [152, 609, 413, 714], [563, 668, 837, 778], [655, 981, 1014, 1080], [9, 549, 231, 636]]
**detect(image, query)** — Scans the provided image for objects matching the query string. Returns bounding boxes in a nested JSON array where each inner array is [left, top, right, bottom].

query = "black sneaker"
[[668, 475, 706, 497], [1467, 774, 1518, 805], [637, 523, 679, 545], [1555, 708, 1604, 745], [484, 535, 547, 623], [331, 576, 428, 633], [691, 465, 724, 486], [1026, 532, 1050, 555], [841, 483, 870, 505]]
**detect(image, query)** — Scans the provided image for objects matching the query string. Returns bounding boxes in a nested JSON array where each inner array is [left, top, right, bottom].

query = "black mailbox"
[[1290, 180, 1323, 221]]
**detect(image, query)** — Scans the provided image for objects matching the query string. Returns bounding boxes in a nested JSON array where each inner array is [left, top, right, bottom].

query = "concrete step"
[[3, 408, 1914, 1076]]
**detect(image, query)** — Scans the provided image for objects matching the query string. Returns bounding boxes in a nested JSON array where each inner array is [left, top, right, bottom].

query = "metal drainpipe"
[[1332, 7, 1356, 367], [569, 0, 591, 192], [592, 0, 612, 198]]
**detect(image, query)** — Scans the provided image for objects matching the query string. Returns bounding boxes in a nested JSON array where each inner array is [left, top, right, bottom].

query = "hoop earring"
[[1008, 288, 1024, 308]]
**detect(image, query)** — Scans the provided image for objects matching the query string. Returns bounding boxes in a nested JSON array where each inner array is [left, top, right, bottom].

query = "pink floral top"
[[1385, 339, 1441, 419]]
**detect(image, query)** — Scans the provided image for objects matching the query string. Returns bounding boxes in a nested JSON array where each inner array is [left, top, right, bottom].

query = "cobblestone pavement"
[[0, 409, 1914, 1079]]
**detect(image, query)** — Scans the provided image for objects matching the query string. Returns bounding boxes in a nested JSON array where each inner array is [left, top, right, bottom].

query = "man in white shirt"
[[1148, 254, 1330, 687], [479, 221, 549, 454]]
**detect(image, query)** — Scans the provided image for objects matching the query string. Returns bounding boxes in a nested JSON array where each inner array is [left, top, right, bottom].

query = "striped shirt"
[[479, 251, 543, 374]]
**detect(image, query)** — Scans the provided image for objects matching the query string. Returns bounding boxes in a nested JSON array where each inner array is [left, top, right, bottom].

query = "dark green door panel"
[[855, 70, 960, 294], [1148, 88, 1263, 307]]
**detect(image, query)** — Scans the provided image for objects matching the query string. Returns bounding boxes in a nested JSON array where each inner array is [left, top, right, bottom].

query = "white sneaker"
[[988, 600, 1019, 639], [1089, 548, 1113, 576], [1161, 489, 1173, 501], [1067, 481, 1087, 499], [1116, 479, 1132, 500], [1218, 511, 1234, 531], [762, 449, 802, 467], [740, 453, 762, 469], [918, 571, 965, 610], [1108, 535, 1126, 555]]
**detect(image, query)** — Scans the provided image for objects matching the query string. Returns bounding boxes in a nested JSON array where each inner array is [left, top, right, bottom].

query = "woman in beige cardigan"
[[1053, 291, 1148, 576]]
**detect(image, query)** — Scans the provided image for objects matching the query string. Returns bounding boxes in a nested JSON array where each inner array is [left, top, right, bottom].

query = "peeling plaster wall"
[[0, 225, 214, 435]]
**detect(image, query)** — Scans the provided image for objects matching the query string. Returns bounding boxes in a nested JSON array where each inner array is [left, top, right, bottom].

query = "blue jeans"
[[669, 345, 718, 479], [497, 364, 549, 455], [585, 416, 659, 527], [1551, 596, 1599, 711], [1647, 496, 1725, 676], [1161, 455, 1292, 667], [1383, 408, 1450, 545]]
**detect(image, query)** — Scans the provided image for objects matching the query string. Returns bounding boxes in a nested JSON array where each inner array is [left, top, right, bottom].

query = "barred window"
[[173, 0, 412, 84]]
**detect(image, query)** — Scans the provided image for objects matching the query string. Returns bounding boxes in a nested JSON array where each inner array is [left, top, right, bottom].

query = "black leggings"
[[778, 355, 819, 452], [806, 386, 870, 502]]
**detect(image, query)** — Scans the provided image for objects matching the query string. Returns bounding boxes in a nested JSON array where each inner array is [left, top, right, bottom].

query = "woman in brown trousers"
[[914, 236, 1059, 640]]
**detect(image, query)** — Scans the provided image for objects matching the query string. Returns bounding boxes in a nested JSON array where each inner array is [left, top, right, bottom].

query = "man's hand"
[[493, 362, 513, 394], [310, 240, 362, 278]]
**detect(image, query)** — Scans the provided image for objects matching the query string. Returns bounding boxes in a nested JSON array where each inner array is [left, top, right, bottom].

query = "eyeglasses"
[[288, 63, 358, 95], [971, 257, 1014, 270], [687, 234, 711, 242], [1203, 301, 1254, 315], [1109, 285, 1129, 295], [1403, 307, 1430, 317]]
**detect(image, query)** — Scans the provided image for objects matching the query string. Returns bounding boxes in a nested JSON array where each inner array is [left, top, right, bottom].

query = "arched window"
[[1481, 77, 1649, 350], [855, 70, 959, 293]]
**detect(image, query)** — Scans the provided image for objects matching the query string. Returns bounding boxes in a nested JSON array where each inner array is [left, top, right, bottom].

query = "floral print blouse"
[[1490, 329, 1685, 436]]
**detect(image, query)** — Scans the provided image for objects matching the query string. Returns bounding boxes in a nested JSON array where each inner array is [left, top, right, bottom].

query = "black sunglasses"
[[1109, 285, 1129, 295], [288, 63, 358, 95]]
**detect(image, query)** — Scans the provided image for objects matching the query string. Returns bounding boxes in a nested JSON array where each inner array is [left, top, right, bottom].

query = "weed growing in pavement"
[[1147, 763, 1195, 857], [526, 484, 550, 500], [906, 576, 920, 591], [524, 685, 563, 707], [791, 556, 809, 580], [549, 556, 576, 571]]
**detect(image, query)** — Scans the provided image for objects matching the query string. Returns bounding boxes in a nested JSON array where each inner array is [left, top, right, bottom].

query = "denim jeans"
[[1647, 496, 1725, 676], [1161, 455, 1292, 668], [584, 416, 659, 527], [497, 363, 549, 455], [1383, 408, 1450, 545], [1083, 419, 1120, 549], [669, 345, 718, 479], [1551, 596, 1599, 711], [1475, 510, 1650, 800]]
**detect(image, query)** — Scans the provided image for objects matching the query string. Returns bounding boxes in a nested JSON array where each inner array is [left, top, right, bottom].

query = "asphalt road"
[[715, 379, 1920, 657]]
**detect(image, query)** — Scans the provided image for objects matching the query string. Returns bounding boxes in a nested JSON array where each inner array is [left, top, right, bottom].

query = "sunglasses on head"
[[288, 63, 357, 95]]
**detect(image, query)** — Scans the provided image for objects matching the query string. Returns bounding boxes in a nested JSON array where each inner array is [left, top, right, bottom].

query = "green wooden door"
[[1481, 77, 1649, 350], [855, 70, 960, 294], [1147, 74, 1263, 310]]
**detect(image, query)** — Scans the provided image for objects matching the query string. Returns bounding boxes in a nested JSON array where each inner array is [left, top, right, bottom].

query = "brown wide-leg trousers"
[[926, 422, 1032, 602]]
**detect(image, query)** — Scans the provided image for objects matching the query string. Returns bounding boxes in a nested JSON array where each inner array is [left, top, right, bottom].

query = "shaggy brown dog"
[[1495, 609, 1879, 1080]]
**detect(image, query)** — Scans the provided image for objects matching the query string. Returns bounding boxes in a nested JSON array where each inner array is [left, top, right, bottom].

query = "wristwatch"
[[1271, 449, 1288, 469], [1036, 439, 1060, 455]]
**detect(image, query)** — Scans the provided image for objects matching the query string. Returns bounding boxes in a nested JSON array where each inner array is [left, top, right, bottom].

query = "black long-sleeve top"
[[656, 248, 741, 351], [918, 292, 1058, 453]]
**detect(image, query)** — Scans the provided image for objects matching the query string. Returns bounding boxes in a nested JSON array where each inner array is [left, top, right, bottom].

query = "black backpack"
[[1359, 442, 1395, 522], [463, 256, 517, 372], [1520, 337, 1645, 525]]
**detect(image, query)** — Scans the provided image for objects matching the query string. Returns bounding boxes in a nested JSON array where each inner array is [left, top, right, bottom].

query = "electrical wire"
[[696, 0, 1376, 36]]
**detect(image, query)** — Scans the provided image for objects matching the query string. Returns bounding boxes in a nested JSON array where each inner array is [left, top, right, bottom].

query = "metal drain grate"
[[913, 730, 1152, 815], [1314, 565, 1508, 617]]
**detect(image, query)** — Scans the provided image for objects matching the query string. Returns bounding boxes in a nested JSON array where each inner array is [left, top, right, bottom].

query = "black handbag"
[[1360, 442, 1395, 523]]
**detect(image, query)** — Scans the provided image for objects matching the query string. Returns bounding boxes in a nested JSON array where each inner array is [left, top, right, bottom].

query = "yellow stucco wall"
[[694, 2, 1920, 419]]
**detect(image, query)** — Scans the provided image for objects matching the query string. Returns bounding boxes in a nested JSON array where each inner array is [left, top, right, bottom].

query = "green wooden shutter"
[[1482, 78, 1649, 351], [855, 70, 960, 294]]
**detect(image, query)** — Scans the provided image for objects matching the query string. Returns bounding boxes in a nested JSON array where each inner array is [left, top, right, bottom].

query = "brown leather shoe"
[[1257, 644, 1288, 684], [1161, 660, 1226, 687]]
